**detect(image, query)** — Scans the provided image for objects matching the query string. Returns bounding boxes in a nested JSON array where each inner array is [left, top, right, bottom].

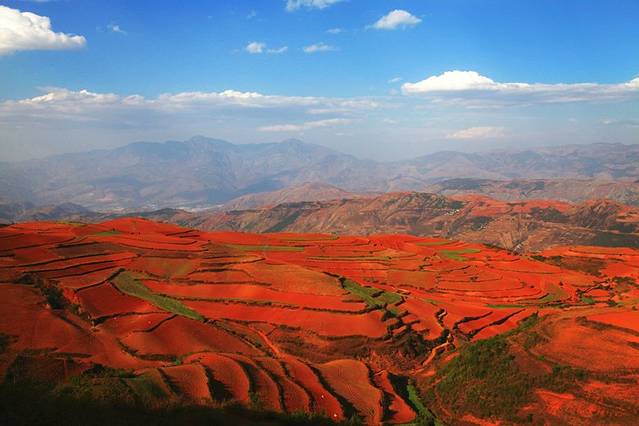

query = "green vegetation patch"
[[342, 278, 402, 315], [406, 383, 442, 426], [422, 315, 588, 423], [438, 248, 480, 261], [537, 284, 569, 305], [112, 271, 204, 321], [225, 244, 304, 252], [93, 230, 122, 237], [487, 303, 526, 309], [416, 241, 451, 247]]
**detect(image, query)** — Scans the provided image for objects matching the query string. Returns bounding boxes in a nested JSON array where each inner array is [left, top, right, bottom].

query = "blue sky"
[[1, 0, 638, 161]]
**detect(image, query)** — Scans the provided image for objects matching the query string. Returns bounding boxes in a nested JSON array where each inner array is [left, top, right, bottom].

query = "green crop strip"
[[439, 248, 480, 261], [112, 272, 204, 321], [93, 230, 122, 236], [342, 278, 401, 315]]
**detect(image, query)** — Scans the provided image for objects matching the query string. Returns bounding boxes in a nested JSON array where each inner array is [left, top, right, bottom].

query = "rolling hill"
[[1, 218, 638, 424], [178, 192, 639, 252]]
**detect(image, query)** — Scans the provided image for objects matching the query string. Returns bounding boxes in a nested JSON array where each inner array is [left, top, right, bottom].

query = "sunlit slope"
[[1, 218, 638, 424]]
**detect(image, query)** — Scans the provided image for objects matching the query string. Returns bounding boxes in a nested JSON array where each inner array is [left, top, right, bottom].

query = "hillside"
[[426, 178, 639, 205], [221, 182, 368, 211], [181, 192, 639, 252], [1, 218, 638, 425], [2, 138, 639, 211]]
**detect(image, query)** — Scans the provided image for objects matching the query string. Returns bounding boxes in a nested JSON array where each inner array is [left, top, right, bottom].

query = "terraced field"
[[1, 218, 638, 424]]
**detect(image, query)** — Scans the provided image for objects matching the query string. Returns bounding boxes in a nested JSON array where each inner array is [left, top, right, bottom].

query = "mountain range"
[[2, 137, 639, 210]]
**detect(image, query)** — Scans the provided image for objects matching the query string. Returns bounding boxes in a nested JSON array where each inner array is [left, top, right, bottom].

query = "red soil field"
[[586, 311, 639, 333], [184, 352, 251, 403], [1, 217, 639, 424], [161, 363, 212, 403], [76, 283, 161, 319], [281, 355, 344, 419], [121, 316, 261, 358], [143, 280, 365, 312], [183, 301, 389, 338], [373, 370, 416, 424], [256, 357, 312, 413], [316, 359, 383, 424]]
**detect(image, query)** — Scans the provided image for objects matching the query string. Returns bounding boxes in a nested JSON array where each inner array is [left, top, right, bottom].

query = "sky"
[[0, 0, 638, 162]]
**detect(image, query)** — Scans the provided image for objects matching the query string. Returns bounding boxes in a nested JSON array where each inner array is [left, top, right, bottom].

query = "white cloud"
[[370, 10, 421, 30], [402, 70, 639, 106], [285, 0, 344, 12], [602, 119, 639, 128], [0, 5, 86, 55], [246, 10, 257, 19], [303, 42, 337, 53], [245, 41, 265, 54], [258, 118, 351, 132], [0, 88, 379, 122], [327, 27, 342, 34], [107, 23, 126, 35], [388, 77, 402, 83], [403, 71, 498, 92], [446, 126, 506, 140], [246, 41, 287, 54], [267, 46, 288, 54]]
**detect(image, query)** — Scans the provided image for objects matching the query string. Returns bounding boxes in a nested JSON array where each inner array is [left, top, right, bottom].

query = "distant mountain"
[[177, 192, 639, 252], [221, 182, 370, 211], [425, 178, 639, 206], [0, 137, 378, 211], [2, 137, 639, 210], [0, 201, 99, 224], [407, 143, 639, 181]]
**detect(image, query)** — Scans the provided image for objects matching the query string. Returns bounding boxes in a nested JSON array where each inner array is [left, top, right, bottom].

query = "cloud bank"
[[402, 70, 639, 105]]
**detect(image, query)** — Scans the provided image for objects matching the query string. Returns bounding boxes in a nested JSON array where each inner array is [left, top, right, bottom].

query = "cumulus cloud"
[[285, 0, 344, 12], [245, 41, 287, 54], [303, 42, 337, 53], [402, 70, 639, 106], [245, 41, 265, 54], [258, 118, 351, 132], [446, 126, 506, 140], [370, 10, 421, 30], [0, 5, 86, 55]]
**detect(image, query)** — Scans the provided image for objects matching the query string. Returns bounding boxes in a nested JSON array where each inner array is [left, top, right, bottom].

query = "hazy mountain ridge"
[[425, 178, 639, 205], [2, 137, 639, 211]]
